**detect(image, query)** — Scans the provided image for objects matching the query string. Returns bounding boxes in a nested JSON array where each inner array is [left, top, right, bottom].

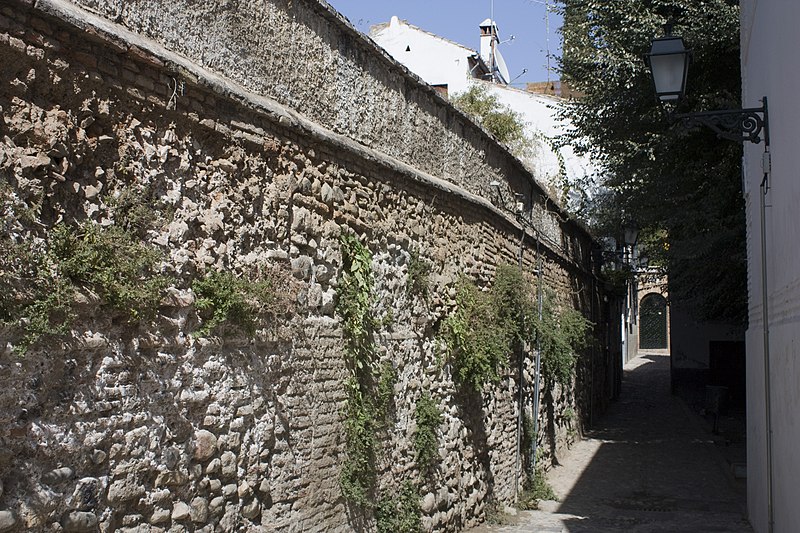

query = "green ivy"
[[406, 248, 431, 298], [374, 362, 397, 423], [336, 233, 388, 509], [337, 233, 377, 370], [442, 265, 529, 392], [413, 392, 442, 473], [531, 292, 591, 386], [375, 482, 422, 533], [340, 376, 379, 506]]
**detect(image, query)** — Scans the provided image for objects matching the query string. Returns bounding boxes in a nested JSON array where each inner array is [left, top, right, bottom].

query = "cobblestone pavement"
[[469, 353, 753, 533]]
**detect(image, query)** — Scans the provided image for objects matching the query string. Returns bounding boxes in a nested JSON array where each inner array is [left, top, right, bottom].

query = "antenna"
[[490, 0, 495, 81], [528, 0, 553, 82], [510, 68, 528, 84], [545, 0, 551, 83]]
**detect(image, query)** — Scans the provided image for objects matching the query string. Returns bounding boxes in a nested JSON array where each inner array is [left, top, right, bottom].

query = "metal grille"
[[640, 294, 667, 349]]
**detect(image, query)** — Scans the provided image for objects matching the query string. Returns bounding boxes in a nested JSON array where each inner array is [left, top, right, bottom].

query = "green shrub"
[[375, 482, 422, 533], [531, 292, 591, 386], [192, 270, 275, 336], [413, 392, 442, 473], [442, 265, 530, 391], [52, 224, 169, 321], [406, 248, 431, 298], [1, 222, 171, 353]]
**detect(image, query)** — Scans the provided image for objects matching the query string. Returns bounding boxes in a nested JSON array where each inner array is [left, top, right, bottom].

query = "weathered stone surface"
[[241, 500, 261, 520], [154, 470, 188, 487], [0, 511, 17, 533], [422, 492, 436, 514], [221, 483, 237, 499], [91, 449, 107, 464], [220, 451, 236, 479], [171, 502, 190, 521], [149, 507, 170, 524], [60, 511, 98, 532], [193, 430, 217, 461], [42, 466, 74, 485], [107, 478, 145, 505], [190, 497, 208, 523]]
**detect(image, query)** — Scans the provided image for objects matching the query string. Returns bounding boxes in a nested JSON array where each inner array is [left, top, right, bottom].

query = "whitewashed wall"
[[740, 1, 800, 532]]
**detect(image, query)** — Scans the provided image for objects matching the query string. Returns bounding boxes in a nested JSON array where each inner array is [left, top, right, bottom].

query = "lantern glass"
[[622, 223, 639, 247], [648, 36, 690, 102]]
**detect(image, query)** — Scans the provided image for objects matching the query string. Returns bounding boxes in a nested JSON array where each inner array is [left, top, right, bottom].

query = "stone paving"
[[469, 353, 753, 533]]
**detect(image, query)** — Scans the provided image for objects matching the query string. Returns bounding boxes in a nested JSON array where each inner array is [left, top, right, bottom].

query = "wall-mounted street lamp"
[[622, 221, 639, 248], [647, 23, 775, 533], [646, 25, 769, 145]]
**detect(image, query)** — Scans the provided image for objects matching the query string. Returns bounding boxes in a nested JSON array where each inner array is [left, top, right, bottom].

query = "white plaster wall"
[[741, 1, 800, 532], [480, 82, 595, 193], [370, 17, 475, 94]]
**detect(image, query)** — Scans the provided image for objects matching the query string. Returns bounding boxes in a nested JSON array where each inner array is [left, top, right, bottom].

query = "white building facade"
[[370, 16, 595, 204], [740, 1, 800, 532]]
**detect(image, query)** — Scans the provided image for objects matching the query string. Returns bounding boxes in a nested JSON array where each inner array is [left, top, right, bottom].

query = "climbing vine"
[[531, 291, 591, 386], [442, 265, 530, 391], [337, 233, 378, 370], [413, 392, 442, 474], [336, 233, 398, 510], [375, 482, 422, 533]]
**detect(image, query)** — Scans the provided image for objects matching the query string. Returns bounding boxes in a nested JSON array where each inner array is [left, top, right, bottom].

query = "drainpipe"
[[515, 225, 525, 499], [759, 112, 774, 533], [530, 236, 543, 477]]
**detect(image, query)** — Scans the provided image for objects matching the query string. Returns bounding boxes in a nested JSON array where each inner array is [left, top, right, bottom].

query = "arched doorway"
[[640, 293, 668, 349]]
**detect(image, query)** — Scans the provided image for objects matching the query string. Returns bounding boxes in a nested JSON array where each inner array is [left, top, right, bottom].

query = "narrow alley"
[[472, 353, 753, 533]]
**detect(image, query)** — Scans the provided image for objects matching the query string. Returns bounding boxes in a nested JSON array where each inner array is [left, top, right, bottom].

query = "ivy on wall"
[[441, 265, 530, 392], [336, 233, 384, 506], [336, 233, 427, 531]]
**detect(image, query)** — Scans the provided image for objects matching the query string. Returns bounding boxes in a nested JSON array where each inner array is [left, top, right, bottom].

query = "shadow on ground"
[[543, 353, 751, 533]]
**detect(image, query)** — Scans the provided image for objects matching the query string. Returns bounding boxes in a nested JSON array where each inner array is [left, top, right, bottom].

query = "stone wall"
[[0, 1, 615, 531]]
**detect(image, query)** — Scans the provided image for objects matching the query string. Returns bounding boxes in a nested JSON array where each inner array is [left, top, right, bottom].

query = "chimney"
[[479, 18, 498, 68]]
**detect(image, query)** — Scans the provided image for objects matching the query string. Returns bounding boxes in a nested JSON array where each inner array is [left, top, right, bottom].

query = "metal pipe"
[[514, 226, 525, 499], [531, 236, 543, 475], [759, 96, 774, 533]]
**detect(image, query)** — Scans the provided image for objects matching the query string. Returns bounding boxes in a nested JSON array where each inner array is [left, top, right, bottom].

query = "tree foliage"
[[556, 0, 746, 323], [451, 84, 532, 159]]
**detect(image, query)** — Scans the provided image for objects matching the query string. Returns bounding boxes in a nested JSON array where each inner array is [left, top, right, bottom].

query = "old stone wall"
[[0, 1, 614, 532]]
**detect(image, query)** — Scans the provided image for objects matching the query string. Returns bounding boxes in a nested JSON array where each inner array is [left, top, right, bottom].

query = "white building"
[[370, 16, 596, 208], [740, 2, 800, 532]]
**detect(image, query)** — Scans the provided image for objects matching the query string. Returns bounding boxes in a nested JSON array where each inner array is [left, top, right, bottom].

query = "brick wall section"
[[0, 1, 616, 531]]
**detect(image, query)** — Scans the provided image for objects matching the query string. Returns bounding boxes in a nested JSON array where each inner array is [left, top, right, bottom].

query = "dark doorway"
[[639, 293, 667, 349]]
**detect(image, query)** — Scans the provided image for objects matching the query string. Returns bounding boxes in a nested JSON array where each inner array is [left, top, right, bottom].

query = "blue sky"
[[327, 0, 563, 86]]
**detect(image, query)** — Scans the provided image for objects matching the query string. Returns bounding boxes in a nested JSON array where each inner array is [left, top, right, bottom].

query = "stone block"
[[42, 466, 74, 485], [171, 502, 190, 521], [193, 430, 217, 461], [60, 511, 98, 532], [0, 511, 17, 533]]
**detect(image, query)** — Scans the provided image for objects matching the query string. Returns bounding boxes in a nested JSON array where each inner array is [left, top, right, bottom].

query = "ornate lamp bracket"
[[672, 97, 769, 145]]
